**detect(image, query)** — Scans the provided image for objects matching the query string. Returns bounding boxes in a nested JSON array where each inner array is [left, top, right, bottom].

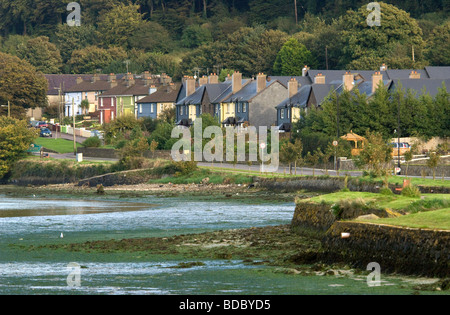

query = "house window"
[[280, 110, 284, 119], [237, 103, 240, 113], [100, 98, 103, 107], [151, 104, 154, 113], [95, 92, 98, 101], [287, 108, 290, 119], [139, 104, 142, 114], [243, 103, 247, 113], [180, 106, 183, 115], [85, 92, 88, 100], [160, 104, 164, 111]]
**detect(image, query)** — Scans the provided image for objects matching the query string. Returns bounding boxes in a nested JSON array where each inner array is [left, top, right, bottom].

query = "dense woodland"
[[0, 0, 448, 78]]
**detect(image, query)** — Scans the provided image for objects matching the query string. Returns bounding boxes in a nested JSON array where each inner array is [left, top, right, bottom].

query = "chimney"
[[380, 63, 388, 71], [161, 73, 171, 85], [409, 71, 421, 79], [343, 72, 354, 91], [110, 78, 118, 88], [185, 76, 196, 97], [208, 73, 219, 84], [288, 78, 299, 98], [108, 73, 116, 82], [256, 73, 267, 93], [232, 71, 242, 94], [314, 73, 326, 84], [149, 85, 157, 94], [91, 73, 100, 83], [76, 77, 83, 84], [199, 75, 208, 86], [372, 71, 383, 93], [125, 73, 135, 87], [302, 65, 310, 77]]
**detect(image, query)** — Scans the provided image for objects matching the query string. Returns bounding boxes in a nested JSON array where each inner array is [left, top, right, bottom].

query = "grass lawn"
[[360, 208, 450, 230], [148, 168, 253, 185], [303, 191, 450, 210], [358, 175, 450, 188], [303, 191, 450, 230], [34, 138, 81, 154]]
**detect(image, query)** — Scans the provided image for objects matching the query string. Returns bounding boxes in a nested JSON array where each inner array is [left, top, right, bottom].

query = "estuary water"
[[0, 193, 442, 295]]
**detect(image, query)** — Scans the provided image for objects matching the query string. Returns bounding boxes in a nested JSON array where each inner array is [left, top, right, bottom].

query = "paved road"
[[49, 130, 89, 143], [32, 151, 449, 181]]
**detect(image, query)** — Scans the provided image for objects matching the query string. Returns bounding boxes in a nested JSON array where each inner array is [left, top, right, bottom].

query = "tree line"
[[0, 1, 448, 79]]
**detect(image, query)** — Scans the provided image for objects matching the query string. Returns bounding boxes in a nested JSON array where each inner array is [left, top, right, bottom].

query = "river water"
[[0, 193, 443, 295]]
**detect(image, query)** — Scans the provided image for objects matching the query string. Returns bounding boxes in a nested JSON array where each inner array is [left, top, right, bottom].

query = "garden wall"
[[322, 221, 450, 277]]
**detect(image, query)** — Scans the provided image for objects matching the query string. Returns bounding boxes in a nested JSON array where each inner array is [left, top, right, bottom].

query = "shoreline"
[[1, 183, 449, 293]]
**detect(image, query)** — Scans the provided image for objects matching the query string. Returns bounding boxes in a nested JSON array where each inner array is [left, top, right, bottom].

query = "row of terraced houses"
[[43, 65, 450, 132]]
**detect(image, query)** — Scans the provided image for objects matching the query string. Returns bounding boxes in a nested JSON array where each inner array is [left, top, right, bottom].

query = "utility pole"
[[294, 0, 298, 25], [72, 98, 77, 155], [397, 93, 401, 169]]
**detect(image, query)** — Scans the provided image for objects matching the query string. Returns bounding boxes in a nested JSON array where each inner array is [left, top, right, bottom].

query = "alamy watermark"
[[367, 2, 381, 27], [67, 262, 81, 287], [366, 262, 381, 287], [170, 119, 280, 172], [67, 2, 81, 27]]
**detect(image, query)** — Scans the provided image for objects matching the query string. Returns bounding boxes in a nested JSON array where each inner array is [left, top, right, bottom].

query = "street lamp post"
[[0, 101, 10, 117]]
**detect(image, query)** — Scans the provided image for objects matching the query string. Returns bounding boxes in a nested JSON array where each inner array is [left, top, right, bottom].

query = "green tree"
[[0, 52, 48, 118], [97, 3, 145, 48], [354, 131, 393, 179], [68, 46, 126, 74], [280, 140, 297, 174], [425, 21, 450, 66], [273, 37, 317, 75], [16, 36, 62, 73], [54, 24, 98, 63], [181, 24, 213, 48], [0, 116, 38, 178], [80, 99, 90, 115], [338, 2, 426, 69], [128, 21, 174, 53], [426, 151, 440, 180]]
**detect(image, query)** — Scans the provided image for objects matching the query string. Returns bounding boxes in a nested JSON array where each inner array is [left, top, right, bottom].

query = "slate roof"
[[388, 79, 450, 97], [176, 81, 233, 106], [45, 74, 124, 95], [137, 83, 182, 103], [276, 85, 312, 109], [64, 77, 120, 93], [424, 66, 450, 79]]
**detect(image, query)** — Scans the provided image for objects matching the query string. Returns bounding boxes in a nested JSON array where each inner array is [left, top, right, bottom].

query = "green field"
[[302, 191, 450, 230], [362, 208, 450, 230], [33, 138, 81, 154]]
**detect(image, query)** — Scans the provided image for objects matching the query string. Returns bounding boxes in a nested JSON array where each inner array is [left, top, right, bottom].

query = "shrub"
[[401, 184, 421, 198], [82, 136, 101, 148], [379, 187, 394, 195]]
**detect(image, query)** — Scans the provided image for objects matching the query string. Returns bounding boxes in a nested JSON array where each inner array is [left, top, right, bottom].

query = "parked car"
[[36, 121, 49, 129], [40, 128, 52, 137]]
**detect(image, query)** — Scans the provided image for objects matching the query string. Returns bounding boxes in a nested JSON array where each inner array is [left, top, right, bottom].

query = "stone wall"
[[322, 221, 450, 277], [77, 147, 172, 160], [291, 201, 395, 232]]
